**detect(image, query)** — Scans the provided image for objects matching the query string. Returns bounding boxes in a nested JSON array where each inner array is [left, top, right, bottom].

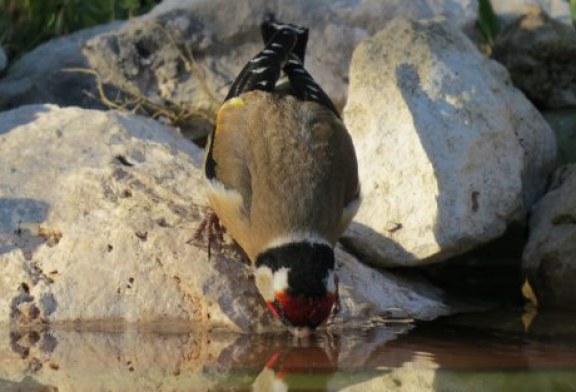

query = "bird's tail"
[[225, 26, 297, 100], [261, 15, 340, 117], [261, 14, 308, 65], [226, 16, 340, 117]]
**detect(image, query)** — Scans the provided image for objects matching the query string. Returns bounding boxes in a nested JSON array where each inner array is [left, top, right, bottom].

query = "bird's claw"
[[188, 209, 225, 259]]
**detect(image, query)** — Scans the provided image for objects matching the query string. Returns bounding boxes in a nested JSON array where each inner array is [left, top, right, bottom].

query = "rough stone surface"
[[493, 6, 576, 109], [491, 0, 572, 24], [342, 17, 557, 267], [523, 164, 576, 310], [0, 23, 123, 112], [83, 0, 478, 138], [0, 105, 461, 330]]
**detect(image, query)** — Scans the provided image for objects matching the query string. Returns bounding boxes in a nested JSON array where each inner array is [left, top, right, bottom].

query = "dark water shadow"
[[0, 105, 52, 135]]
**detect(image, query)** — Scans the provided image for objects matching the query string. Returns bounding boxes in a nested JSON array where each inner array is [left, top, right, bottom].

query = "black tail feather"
[[283, 54, 340, 118], [225, 28, 297, 100], [261, 14, 308, 64], [226, 15, 340, 117]]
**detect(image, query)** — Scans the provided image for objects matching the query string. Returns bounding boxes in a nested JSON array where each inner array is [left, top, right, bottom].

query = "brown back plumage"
[[207, 90, 358, 261]]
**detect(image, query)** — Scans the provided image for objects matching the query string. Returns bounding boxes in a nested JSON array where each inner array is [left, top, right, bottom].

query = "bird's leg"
[[189, 209, 225, 259]]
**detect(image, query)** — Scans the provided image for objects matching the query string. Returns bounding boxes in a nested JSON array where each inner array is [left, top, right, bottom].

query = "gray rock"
[[542, 109, 576, 164], [491, 0, 572, 24], [0, 44, 7, 74], [83, 0, 478, 138], [0, 105, 463, 330], [493, 6, 576, 109], [342, 17, 556, 267], [0, 23, 123, 112], [523, 164, 576, 310]]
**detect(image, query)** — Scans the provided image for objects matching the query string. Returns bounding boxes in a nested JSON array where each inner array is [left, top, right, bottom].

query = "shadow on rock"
[[0, 198, 50, 257], [0, 105, 52, 135], [340, 221, 417, 268]]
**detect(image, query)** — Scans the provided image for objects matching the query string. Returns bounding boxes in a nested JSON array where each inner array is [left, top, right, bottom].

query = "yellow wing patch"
[[216, 97, 245, 134]]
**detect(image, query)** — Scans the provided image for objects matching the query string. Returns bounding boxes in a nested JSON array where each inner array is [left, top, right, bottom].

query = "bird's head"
[[254, 240, 336, 330]]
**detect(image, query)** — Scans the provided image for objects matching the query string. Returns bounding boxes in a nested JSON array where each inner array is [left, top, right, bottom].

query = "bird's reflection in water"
[[252, 344, 337, 391], [247, 326, 405, 391]]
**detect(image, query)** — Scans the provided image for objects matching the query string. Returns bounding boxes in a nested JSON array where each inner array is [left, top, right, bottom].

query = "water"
[[1, 310, 575, 392]]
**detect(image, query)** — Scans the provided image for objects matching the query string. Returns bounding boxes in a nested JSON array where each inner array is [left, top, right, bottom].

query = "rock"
[[542, 109, 576, 164], [493, 6, 576, 109], [335, 246, 465, 322], [83, 0, 478, 139], [0, 105, 263, 329], [523, 164, 576, 310], [490, 0, 572, 24], [0, 44, 7, 74], [0, 105, 463, 330], [342, 17, 556, 267], [0, 23, 123, 113]]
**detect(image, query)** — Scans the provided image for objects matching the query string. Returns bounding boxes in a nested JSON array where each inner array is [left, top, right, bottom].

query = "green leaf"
[[477, 0, 500, 45]]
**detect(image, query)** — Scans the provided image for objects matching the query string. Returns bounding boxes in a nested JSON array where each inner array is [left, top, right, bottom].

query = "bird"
[[198, 16, 360, 333]]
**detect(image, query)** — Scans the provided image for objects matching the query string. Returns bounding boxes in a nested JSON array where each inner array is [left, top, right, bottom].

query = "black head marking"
[[256, 242, 334, 298]]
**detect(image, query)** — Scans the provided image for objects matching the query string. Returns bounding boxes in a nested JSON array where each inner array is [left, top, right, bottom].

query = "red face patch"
[[267, 291, 336, 328]]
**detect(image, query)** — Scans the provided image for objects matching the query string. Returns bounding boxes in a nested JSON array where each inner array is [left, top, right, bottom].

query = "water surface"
[[1, 310, 575, 391]]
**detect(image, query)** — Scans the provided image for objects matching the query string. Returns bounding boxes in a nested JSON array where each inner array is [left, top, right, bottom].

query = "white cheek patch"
[[273, 267, 290, 293], [325, 269, 336, 294], [254, 267, 291, 301], [254, 266, 275, 301]]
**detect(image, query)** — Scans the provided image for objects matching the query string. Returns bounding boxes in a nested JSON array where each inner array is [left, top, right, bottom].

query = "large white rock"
[[342, 17, 557, 267], [83, 0, 478, 136], [0, 105, 463, 330], [523, 164, 576, 309], [0, 105, 271, 330]]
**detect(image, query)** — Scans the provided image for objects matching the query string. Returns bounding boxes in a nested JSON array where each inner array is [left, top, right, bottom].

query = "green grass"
[[0, 0, 157, 59], [568, 0, 576, 26]]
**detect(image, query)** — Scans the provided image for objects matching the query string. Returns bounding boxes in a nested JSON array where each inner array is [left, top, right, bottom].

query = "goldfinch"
[[201, 17, 360, 331]]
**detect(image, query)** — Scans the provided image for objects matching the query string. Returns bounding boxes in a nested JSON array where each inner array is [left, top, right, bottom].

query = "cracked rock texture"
[[523, 164, 576, 309], [82, 0, 478, 138], [0, 104, 271, 331], [0, 105, 462, 330], [342, 17, 557, 267]]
